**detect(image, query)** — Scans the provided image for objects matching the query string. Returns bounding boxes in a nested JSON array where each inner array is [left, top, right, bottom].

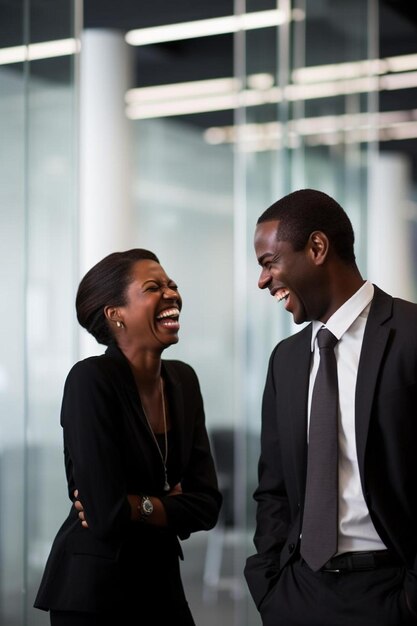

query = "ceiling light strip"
[[292, 54, 417, 85], [125, 10, 286, 46], [126, 93, 240, 119], [386, 53, 417, 73], [126, 71, 417, 119], [126, 16, 236, 46], [0, 38, 80, 66], [126, 77, 240, 104], [203, 110, 417, 149]]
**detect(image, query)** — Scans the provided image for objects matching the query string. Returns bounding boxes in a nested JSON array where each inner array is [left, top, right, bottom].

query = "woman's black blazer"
[[34, 342, 222, 612]]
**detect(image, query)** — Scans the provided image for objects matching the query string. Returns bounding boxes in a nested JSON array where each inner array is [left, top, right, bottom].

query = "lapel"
[[162, 360, 186, 462], [287, 324, 313, 497], [104, 343, 186, 463], [105, 341, 143, 417], [355, 285, 393, 484]]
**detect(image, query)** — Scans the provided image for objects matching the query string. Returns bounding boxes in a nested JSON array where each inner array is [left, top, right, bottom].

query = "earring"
[[116, 321, 124, 329]]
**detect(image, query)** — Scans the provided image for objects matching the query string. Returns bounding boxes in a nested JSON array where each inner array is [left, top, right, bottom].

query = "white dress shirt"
[[309, 280, 386, 553]]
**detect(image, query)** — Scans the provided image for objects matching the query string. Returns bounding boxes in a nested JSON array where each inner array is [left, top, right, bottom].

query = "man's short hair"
[[257, 188, 356, 265]]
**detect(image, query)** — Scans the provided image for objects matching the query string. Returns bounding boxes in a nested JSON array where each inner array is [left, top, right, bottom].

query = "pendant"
[[163, 467, 170, 492], [164, 463, 171, 491]]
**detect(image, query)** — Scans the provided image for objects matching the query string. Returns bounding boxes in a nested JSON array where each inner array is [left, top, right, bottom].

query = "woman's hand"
[[73, 483, 183, 529], [126, 483, 182, 526], [168, 482, 182, 496], [73, 489, 89, 528]]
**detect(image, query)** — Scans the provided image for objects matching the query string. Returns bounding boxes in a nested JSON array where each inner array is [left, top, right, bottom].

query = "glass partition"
[[0, 1, 79, 624], [3, 1, 417, 625], [0, 2, 26, 621], [129, 2, 376, 625]]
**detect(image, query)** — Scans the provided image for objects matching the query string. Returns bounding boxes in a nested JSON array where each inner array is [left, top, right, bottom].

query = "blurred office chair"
[[203, 427, 244, 601]]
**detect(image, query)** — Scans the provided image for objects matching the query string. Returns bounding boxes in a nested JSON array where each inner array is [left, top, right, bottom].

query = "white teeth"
[[156, 307, 180, 320], [275, 289, 289, 302]]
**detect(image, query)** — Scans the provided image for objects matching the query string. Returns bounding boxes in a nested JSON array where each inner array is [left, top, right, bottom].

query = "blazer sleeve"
[[61, 359, 131, 540], [244, 345, 291, 609], [160, 363, 223, 539]]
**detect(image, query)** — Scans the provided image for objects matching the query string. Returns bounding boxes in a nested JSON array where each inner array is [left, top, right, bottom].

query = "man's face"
[[254, 219, 324, 324]]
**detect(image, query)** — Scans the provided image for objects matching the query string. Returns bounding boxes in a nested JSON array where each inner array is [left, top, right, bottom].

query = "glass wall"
[[129, 2, 372, 624], [0, 1, 79, 624], [2, 1, 417, 625], [128, 1, 417, 624]]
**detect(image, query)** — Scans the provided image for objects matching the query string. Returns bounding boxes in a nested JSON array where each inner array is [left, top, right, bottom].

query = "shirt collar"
[[311, 280, 374, 350]]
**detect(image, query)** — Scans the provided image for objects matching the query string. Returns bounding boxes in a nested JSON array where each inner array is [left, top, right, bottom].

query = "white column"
[[79, 29, 134, 355], [79, 28, 134, 274], [367, 152, 414, 300]]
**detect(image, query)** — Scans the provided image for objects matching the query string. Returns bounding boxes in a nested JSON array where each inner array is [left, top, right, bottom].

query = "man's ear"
[[308, 231, 329, 266]]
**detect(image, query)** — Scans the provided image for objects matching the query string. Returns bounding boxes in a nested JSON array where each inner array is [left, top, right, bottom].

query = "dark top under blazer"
[[34, 342, 222, 613], [244, 285, 417, 610]]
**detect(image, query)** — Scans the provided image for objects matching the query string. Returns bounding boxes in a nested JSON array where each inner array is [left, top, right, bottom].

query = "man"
[[244, 189, 417, 625]]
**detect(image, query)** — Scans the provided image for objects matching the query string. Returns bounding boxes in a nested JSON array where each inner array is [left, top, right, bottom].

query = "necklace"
[[142, 378, 170, 492]]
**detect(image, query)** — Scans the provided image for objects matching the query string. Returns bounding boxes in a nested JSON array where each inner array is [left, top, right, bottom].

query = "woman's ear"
[[308, 230, 329, 266], [104, 306, 122, 324]]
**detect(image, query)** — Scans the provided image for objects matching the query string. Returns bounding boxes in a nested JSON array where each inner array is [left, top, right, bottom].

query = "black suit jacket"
[[34, 342, 222, 612], [245, 285, 417, 609]]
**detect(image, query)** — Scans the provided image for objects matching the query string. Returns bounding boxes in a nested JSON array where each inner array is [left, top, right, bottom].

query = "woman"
[[34, 249, 222, 625]]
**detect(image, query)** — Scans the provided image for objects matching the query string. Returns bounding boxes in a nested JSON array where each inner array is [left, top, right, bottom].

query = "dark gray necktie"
[[300, 327, 339, 571]]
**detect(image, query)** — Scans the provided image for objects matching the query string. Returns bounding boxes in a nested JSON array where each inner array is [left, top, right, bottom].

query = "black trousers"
[[50, 611, 107, 626], [259, 557, 417, 626], [50, 604, 196, 626], [50, 611, 103, 626]]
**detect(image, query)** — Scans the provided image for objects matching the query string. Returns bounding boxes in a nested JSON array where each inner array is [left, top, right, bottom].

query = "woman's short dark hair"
[[76, 248, 159, 345], [257, 188, 356, 264]]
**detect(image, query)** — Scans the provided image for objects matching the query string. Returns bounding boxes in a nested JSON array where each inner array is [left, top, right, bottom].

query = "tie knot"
[[317, 328, 338, 350]]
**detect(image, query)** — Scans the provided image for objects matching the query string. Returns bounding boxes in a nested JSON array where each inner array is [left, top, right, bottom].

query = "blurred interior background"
[[1, 1, 417, 624]]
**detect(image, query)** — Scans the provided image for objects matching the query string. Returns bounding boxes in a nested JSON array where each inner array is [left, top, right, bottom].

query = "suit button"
[[288, 543, 295, 553]]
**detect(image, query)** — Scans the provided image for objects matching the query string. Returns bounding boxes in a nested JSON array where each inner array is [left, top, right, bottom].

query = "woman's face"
[[117, 259, 182, 349]]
